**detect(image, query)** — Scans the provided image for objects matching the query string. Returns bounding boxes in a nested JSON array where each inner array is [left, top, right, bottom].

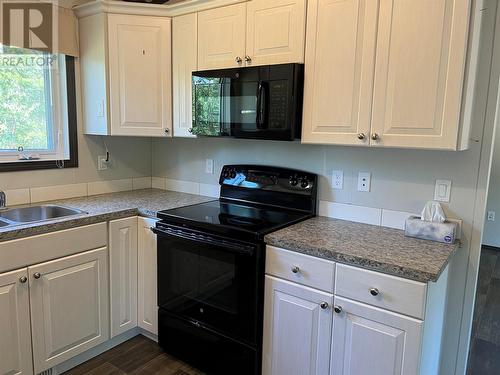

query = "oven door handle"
[[151, 226, 255, 256]]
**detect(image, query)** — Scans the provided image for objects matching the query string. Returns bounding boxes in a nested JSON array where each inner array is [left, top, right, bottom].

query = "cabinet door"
[[331, 296, 423, 375], [138, 217, 158, 335], [301, 0, 378, 145], [370, 0, 470, 149], [109, 217, 138, 337], [29, 248, 109, 373], [246, 0, 306, 66], [263, 276, 333, 375], [173, 13, 197, 138], [0, 268, 33, 375], [198, 3, 246, 70], [108, 14, 172, 137]]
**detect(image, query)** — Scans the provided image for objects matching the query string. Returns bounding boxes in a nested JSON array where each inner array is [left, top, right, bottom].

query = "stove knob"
[[300, 179, 309, 188], [289, 176, 298, 187], [230, 170, 237, 179], [222, 170, 229, 178]]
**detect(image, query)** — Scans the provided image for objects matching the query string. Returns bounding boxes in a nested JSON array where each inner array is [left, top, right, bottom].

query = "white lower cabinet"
[[262, 276, 333, 375], [137, 217, 159, 335], [0, 268, 33, 375], [330, 296, 422, 375], [29, 247, 109, 373], [109, 217, 138, 337]]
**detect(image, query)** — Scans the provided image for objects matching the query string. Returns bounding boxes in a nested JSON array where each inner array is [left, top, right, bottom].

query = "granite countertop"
[[0, 189, 215, 242], [264, 216, 459, 283]]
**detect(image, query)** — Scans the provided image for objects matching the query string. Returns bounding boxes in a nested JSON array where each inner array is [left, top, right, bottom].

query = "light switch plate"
[[488, 211, 496, 221], [434, 179, 451, 202], [332, 170, 343, 190], [205, 159, 214, 174], [357, 172, 371, 192]]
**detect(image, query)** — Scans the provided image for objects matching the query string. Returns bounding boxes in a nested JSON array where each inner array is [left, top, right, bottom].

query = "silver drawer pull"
[[320, 301, 329, 310], [33, 272, 41, 279], [333, 305, 342, 314], [291, 266, 300, 274], [369, 288, 380, 296]]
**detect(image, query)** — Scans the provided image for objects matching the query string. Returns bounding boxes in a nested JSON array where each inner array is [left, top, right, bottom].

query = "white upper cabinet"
[[197, 1, 306, 70], [173, 13, 198, 137], [109, 217, 138, 338], [302, 0, 472, 150], [331, 296, 423, 375], [370, 0, 470, 149], [198, 4, 247, 70], [79, 13, 172, 137], [302, 0, 378, 146], [0, 268, 33, 375], [246, 0, 307, 66], [263, 276, 333, 375], [29, 248, 109, 373]]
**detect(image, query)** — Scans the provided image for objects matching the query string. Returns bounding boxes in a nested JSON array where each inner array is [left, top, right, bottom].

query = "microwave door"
[[192, 76, 230, 136]]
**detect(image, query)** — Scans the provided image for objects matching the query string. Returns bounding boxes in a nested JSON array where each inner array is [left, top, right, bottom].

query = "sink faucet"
[[0, 191, 5, 209]]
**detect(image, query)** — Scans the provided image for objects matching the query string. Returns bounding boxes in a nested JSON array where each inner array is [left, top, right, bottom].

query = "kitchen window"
[[0, 44, 77, 171]]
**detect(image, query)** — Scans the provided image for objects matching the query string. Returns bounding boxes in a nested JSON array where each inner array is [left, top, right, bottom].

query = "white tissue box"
[[404, 216, 457, 244]]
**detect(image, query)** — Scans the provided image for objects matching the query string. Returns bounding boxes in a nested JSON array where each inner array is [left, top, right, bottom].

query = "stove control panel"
[[220, 165, 316, 192]]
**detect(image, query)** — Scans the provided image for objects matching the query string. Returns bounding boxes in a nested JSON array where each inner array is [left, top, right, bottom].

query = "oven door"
[[153, 223, 261, 345]]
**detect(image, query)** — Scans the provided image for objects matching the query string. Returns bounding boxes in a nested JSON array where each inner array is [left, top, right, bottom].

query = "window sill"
[[0, 159, 78, 172]]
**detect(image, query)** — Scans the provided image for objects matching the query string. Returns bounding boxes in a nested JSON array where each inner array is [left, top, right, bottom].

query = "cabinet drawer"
[[266, 246, 334, 292], [335, 264, 427, 319]]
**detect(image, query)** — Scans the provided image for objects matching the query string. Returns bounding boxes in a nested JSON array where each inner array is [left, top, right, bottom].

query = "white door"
[[138, 217, 159, 335], [173, 13, 197, 138], [108, 14, 172, 137], [301, 0, 378, 146], [109, 217, 138, 337], [263, 276, 333, 375], [245, 0, 307, 66], [331, 296, 423, 375], [0, 268, 33, 375], [29, 248, 109, 373], [198, 3, 247, 70], [370, 0, 470, 149]]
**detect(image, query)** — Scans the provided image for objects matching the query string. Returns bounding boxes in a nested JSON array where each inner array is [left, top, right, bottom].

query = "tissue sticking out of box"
[[405, 201, 457, 244], [421, 201, 446, 223]]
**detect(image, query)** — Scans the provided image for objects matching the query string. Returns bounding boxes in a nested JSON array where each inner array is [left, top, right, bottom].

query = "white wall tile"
[[319, 200, 382, 226], [4, 188, 31, 206], [88, 179, 133, 196], [30, 183, 88, 203], [152, 177, 167, 190], [165, 179, 200, 195], [199, 183, 219, 198], [381, 209, 416, 230], [132, 177, 152, 190]]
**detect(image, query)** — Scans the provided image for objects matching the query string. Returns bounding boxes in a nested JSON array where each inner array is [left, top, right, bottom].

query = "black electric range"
[[153, 165, 318, 375]]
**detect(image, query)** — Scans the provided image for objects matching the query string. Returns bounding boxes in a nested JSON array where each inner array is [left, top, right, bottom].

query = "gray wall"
[[483, 125, 500, 247]]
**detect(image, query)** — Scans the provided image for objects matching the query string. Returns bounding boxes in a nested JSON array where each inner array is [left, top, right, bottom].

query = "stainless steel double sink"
[[0, 205, 86, 228]]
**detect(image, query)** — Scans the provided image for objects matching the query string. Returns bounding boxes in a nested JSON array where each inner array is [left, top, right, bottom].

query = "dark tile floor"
[[64, 335, 205, 375], [467, 246, 500, 375]]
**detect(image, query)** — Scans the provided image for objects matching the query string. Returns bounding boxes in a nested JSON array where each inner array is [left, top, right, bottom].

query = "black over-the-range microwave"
[[191, 63, 304, 141]]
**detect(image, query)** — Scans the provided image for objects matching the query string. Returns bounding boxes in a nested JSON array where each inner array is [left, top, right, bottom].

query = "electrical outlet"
[[488, 211, 496, 221], [357, 172, 371, 192], [205, 159, 214, 174], [98, 155, 108, 171], [332, 170, 343, 190]]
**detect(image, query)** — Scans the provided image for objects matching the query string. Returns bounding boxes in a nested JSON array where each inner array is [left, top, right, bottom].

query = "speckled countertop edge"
[[265, 216, 459, 283], [0, 189, 215, 243]]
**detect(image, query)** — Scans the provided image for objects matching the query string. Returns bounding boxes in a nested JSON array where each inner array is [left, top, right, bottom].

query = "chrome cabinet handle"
[[333, 305, 343, 314], [369, 288, 380, 296], [245, 55, 252, 63], [320, 301, 329, 310], [164, 128, 170, 134], [291, 266, 300, 274], [235, 56, 243, 64], [19, 276, 27, 284], [188, 128, 193, 133], [371, 133, 380, 141], [357, 133, 366, 140], [33, 272, 41, 279]]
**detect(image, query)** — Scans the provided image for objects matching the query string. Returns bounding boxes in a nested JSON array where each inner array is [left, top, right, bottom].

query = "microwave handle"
[[256, 81, 268, 129]]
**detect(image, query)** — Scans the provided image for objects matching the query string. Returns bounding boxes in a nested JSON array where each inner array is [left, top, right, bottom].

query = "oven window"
[[157, 235, 258, 344]]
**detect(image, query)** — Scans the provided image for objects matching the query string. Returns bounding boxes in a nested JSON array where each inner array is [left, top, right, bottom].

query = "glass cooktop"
[[157, 199, 312, 240]]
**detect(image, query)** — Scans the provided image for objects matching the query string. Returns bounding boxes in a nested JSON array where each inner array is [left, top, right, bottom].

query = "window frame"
[[0, 55, 78, 172]]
